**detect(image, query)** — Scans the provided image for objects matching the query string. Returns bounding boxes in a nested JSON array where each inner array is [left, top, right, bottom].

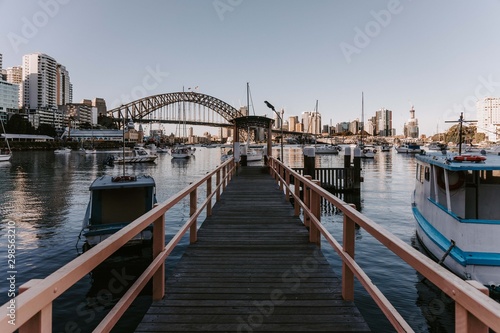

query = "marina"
[[1, 147, 500, 332]]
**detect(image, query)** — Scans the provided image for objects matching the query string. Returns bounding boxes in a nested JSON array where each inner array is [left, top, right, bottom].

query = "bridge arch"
[[106, 92, 244, 124]]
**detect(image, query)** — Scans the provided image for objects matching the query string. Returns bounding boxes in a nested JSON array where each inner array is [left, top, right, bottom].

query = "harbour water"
[[0, 147, 456, 332]]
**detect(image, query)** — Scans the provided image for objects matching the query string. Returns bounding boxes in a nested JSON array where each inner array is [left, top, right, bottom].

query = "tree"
[[5, 114, 35, 134], [37, 123, 57, 137]]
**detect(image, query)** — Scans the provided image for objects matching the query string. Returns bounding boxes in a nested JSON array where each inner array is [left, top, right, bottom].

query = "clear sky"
[[1, 0, 500, 136]]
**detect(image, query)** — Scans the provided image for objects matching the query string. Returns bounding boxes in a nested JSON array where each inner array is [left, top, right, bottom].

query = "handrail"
[[268, 156, 500, 333], [0, 158, 236, 333]]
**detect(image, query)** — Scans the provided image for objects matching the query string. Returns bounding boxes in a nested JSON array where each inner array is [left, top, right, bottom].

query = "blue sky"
[[1, 0, 500, 136]]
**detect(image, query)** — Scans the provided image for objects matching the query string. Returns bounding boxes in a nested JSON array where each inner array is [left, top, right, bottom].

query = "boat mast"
[[361, 92, 364, 147], [1, 117, 11, 153]]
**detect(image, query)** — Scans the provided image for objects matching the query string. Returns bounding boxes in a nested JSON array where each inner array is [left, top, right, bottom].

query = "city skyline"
[[1, 1, 500, 136]]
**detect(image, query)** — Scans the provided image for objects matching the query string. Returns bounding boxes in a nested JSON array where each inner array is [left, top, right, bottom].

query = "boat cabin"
[[82, 175, 157, 250], [415, 154, 500, 220]]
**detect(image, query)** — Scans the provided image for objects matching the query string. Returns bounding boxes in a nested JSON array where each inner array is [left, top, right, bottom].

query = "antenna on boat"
[[445, 112, 477, 156]]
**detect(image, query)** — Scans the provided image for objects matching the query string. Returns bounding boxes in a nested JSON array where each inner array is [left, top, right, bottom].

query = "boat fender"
[[437, 169, 465, 191]]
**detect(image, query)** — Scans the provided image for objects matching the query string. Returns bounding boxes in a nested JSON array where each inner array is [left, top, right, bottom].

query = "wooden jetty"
[[3, 157, 500, 333], [136, 166, 370, 332]]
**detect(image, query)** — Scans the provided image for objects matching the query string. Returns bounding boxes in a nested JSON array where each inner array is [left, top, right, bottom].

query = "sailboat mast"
[[361, 92, 364, 145]]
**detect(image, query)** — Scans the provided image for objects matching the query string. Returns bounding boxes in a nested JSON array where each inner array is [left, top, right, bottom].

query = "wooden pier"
[[135, 166, 370, 332]]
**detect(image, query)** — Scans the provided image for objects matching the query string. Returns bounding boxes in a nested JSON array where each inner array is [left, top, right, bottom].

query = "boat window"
[[415, 164, 420, 181], [424, 166, 430, 181], [479, 170, 500, 184]]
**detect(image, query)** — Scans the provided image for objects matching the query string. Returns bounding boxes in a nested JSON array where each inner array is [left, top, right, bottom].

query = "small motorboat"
[[80, 174, 157, 252], [114, 146, 157, 163]]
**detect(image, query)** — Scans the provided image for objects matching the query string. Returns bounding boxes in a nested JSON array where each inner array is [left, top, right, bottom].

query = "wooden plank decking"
[[135, 166, 370, 332]]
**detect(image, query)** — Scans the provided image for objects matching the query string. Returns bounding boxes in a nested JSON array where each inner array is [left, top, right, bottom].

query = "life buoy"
[[453, 155, 486, 163], [437, 168, 465, 191]]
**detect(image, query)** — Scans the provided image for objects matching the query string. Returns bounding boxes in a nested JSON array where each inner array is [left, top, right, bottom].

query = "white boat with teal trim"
[[412, 151, 500, 291]]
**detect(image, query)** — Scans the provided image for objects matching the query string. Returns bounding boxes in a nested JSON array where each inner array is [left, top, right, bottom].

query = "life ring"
[[437, 168, 465, 191], [453, 155, 486, 163]]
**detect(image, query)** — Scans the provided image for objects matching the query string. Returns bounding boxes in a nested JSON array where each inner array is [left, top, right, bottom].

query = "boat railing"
[[268, 156, 500, 333], [0, 158, 236, 333]]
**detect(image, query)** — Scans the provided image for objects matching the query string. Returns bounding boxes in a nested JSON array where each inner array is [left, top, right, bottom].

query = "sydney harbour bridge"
[[105, 91, 301, 138]]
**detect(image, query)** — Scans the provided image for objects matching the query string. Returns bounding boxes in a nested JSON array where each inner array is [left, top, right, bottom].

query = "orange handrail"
[[268, 156, 500, 333]]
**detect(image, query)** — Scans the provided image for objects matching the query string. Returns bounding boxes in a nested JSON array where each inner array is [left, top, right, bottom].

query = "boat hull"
[[412, 153, 500, 287]]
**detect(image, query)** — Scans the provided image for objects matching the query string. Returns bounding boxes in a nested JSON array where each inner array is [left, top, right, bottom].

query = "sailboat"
[[1, 117, 12, 162], [171, 88, 194, 159], [358, 92, 376, 158]]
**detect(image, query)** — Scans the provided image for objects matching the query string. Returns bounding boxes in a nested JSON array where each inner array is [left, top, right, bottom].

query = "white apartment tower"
[[22, 53, 71, 129], [302, 111, 321, 135], [477, 97, 500, 142]]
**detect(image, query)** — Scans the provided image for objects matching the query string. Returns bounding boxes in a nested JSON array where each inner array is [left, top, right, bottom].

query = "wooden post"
[[303, 146, 315, 178], [190, 189, 197, 243], [344, 146, 351, 169], [285, 168, 290, 202], [278, 164, 284, 192], [309, 180, 321, 246], [455, 280, 489, 333], [206, 177, 212, 216], [304, 175, 312, 228], [342, 204, 356, 301], [19, 279, 52, 333], [152, 210, 165, 301], [294, 177, 301, 217], [222, 167, 227, 191], [216, 169, 221, 202], [353, 147, 361, 190]]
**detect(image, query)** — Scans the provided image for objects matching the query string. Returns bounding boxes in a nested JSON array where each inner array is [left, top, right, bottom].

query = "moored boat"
[[396, 142, 423, 154], [80, 174, 157, 252], [115, 146, 157, 163], [54, 147, 72, 154], [0, 119, 12, 162], [412, 152, 500, 290], [316, 144, 342, 155]]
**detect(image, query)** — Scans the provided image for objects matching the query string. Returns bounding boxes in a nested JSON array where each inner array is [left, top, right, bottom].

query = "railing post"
[[216, 169, 221, 202], [278, 164, 284, 192], [152, 209, 165, 301], [190, 189, 197, 244], [19, 279, 52, 333], [222, 167, 227, 191], [304, 175, 312, 228], [455, 280, 489, 333], [285, 168, 290, 202], [342, 204, 356, 301], [294, 177, 300, 217], [206, 177, 212, 216], [309, 180, 321, 246]]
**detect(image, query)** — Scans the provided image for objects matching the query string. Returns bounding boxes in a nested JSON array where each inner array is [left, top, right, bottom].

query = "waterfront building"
[[349, 119, 360, 135], [302, 111, 321, 135], [0, 80, 20, 122], [21, 53, 72, 130], [403, 106, 419, 138], [376, 108, 393, 136], [476, 97, 500, 142], [288, 115, 299, 132], [59, 103, 94, 128], [57, 64, 72, 106], [93, 98, 107, 116]]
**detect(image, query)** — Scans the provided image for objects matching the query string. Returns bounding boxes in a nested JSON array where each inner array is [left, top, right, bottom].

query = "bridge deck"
[[135, 166, 370, 332]]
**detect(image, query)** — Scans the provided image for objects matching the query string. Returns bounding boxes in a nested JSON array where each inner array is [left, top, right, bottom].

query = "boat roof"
[[416, 152, 500, 171], [89, 175, 156, 190]]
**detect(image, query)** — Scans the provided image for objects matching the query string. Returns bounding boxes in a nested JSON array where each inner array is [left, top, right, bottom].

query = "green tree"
[[5, 114, 35, 134], [37, 123, 57, 137]]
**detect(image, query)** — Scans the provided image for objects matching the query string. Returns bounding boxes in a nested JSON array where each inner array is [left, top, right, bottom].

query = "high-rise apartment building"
[[57, 64, 72, 106], [302, 111, 321, 135], [22, 53, 71, 130], [376, 108, 393, 136], [477, 97, 500, 142], [6, 66, 23, 108]]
